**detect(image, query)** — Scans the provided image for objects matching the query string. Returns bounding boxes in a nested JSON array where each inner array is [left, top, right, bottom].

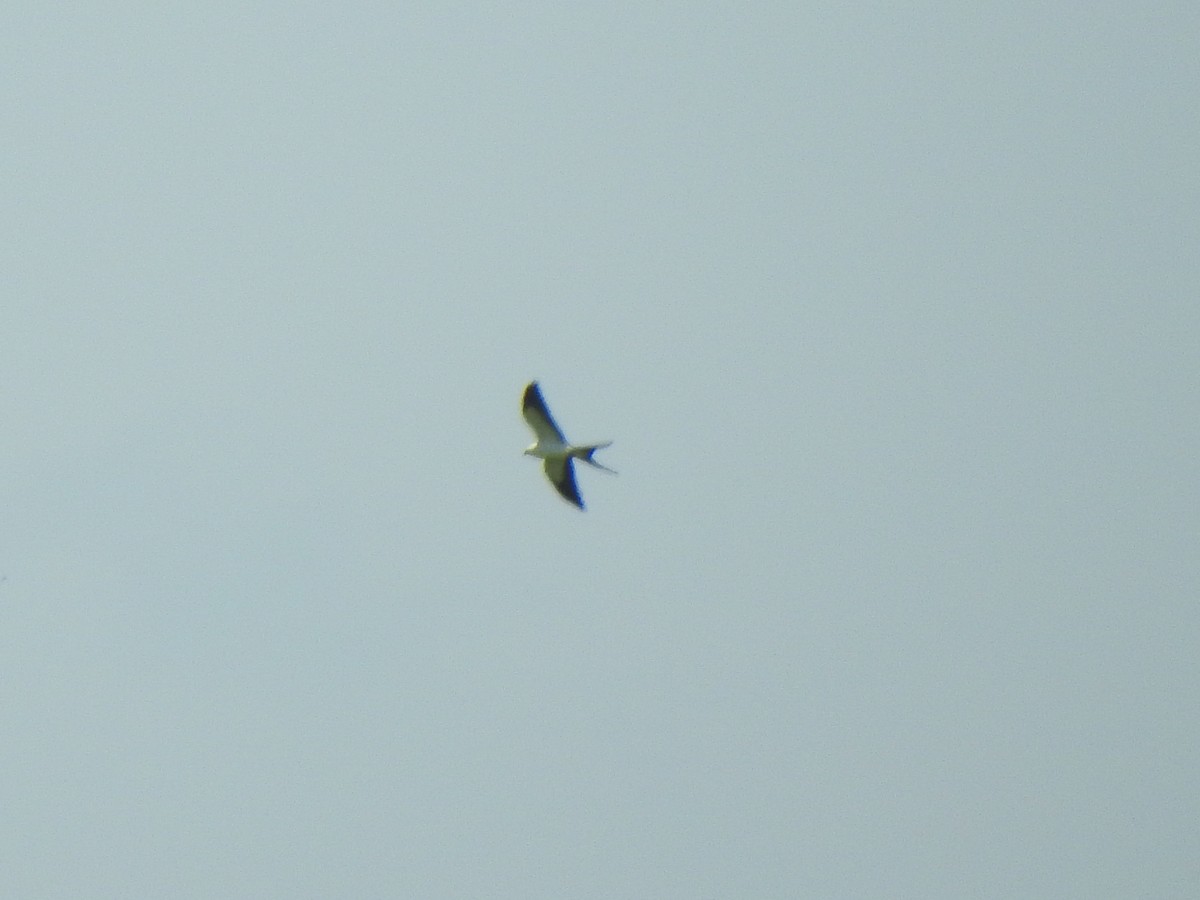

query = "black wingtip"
[[522, 381, 541, 410]]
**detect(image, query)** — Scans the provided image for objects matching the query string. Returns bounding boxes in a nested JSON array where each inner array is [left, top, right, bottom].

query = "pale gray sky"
[[2, 3, 1197, 897]]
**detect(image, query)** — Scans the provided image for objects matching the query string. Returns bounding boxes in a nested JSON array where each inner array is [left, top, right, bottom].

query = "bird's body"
[[522, 381, 614, 509]]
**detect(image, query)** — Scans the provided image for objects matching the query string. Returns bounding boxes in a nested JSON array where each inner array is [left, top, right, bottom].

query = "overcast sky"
[[2, 3, 1197, 897]]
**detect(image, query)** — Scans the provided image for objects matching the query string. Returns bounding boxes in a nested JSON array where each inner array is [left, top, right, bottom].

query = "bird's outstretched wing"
[[522, 381, 567, 444], [543, 457, 584, 509]]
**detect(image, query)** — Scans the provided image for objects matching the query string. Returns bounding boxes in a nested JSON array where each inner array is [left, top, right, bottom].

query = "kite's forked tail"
[[573, 441, 617, 474]]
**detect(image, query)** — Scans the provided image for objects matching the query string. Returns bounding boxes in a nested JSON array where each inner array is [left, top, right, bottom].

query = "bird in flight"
[[522, 381, 614, 510]]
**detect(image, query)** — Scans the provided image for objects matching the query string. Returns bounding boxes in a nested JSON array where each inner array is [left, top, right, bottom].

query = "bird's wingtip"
[[522, 381, 547, 411]]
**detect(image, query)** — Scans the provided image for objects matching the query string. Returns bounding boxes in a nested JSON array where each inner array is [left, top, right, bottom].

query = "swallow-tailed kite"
[[522, 381, 614, 509]]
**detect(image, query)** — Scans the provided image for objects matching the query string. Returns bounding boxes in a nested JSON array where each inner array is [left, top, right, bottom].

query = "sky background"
[[2, 3, 1197, 897]]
